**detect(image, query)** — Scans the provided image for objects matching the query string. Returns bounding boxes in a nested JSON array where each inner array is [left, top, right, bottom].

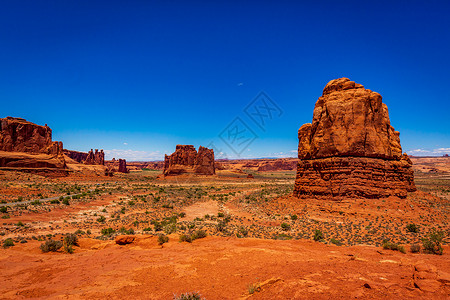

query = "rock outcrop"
[[64, 149, 105, 165], [118, 159, 128, 173], [63, 150, 88, 163], [84, 149, 105, 165], [293, 78, 415, 199], [164, 145, 215, 176], [1, 117, 63, 155], [0, 117, 66, 171]]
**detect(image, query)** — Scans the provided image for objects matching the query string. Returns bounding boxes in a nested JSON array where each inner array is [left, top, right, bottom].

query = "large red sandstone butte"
[[294, 78, 416, 199], [0, 117, 66, 170], [164, 145, 215, 176], [0, 117, 63, 155]]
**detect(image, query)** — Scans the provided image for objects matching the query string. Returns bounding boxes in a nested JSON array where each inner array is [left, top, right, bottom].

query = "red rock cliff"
[[0, 117, 63, 155]]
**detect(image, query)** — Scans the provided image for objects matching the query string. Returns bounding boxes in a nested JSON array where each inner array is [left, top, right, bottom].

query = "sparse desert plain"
[[0, 161, 449, 299]]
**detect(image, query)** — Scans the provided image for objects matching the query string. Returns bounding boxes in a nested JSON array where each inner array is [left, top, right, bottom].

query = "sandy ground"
[[1, 236, 449, 299]]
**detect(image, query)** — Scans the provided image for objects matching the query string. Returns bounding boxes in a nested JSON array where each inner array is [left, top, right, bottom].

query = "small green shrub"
[[101, 228, 115, 235], [290, 214, 298, 220], [382, 240, 406, 253], [62, 198, 70, 205], [158, 234, 169, 245], [64, 233, 78, 247], [248, 283, 261, 294], [97, 216, 106, 223], [410, 244, 421, 253], [422, 230, 444, 255], [40, 239, 63, 253], [330, 238, 342, 246], [179, 234, 192, 243], [173, 292, 203, 300], [3, 238, 14, 248], [313, 229, 324, 241], [192, 230, 207, 240], [281, 223, 291, 231], [0, 207, 7, 213], [406, 223, 418, 233]]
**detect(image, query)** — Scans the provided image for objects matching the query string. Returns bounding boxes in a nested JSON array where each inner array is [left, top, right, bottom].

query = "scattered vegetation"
[[382, 240, 406, 253], [158, 234, 169, 245], [173, 292, 203, 300], [40, 239, 63, 253], [3, 238, 14, 248]]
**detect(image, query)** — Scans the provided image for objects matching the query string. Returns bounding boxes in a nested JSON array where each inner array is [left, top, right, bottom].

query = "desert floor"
[[0, 167, 449, 299]]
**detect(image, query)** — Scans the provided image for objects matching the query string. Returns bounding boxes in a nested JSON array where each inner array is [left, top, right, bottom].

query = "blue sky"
[[1, 1, 449, 160]]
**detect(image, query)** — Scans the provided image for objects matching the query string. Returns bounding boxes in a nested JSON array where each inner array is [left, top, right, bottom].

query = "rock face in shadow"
[[64, 149, 105, 166], [164, 145, 215, 176], [293, 78, 415, 199], [118, 159, 128, 173], [63, 150, 88, 163]]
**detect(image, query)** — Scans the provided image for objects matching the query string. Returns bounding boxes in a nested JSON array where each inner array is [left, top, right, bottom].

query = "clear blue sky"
[[1, 1, 449, 160]]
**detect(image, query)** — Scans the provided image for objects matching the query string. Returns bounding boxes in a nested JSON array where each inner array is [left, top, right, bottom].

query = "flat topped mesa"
[[0, 116, 63, 155], [164, 145, 215, 176], [294, 78, 415, 199]]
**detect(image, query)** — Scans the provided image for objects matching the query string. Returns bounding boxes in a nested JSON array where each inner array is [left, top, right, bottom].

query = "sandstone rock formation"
[[293, 78, 416, 199], [63, 150, 88, 163], [164, 145, 215, 176], [1, 117, 63, 155], [118, 159, 128, 173], [0, 117, 66, 170], [84, 149, 105, 165], [64, 149, 105, 166]]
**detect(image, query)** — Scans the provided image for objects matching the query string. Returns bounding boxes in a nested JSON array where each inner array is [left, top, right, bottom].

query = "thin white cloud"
[[123, 142, 128, 145], [407, 147, 450, 156], [104, 149, 162, 161]]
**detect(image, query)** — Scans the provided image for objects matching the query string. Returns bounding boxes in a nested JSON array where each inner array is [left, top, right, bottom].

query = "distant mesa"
[[64, 149, 105, 166], [163, 145, 215, 176], [293, 78, 416, 199], [256, 159, 297, 171]]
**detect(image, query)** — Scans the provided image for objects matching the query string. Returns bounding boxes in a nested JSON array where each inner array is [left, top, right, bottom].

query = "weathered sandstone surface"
[[164, 145, 215, 176], [294, 78, 415, 198], [0, 117, 66, 170]]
